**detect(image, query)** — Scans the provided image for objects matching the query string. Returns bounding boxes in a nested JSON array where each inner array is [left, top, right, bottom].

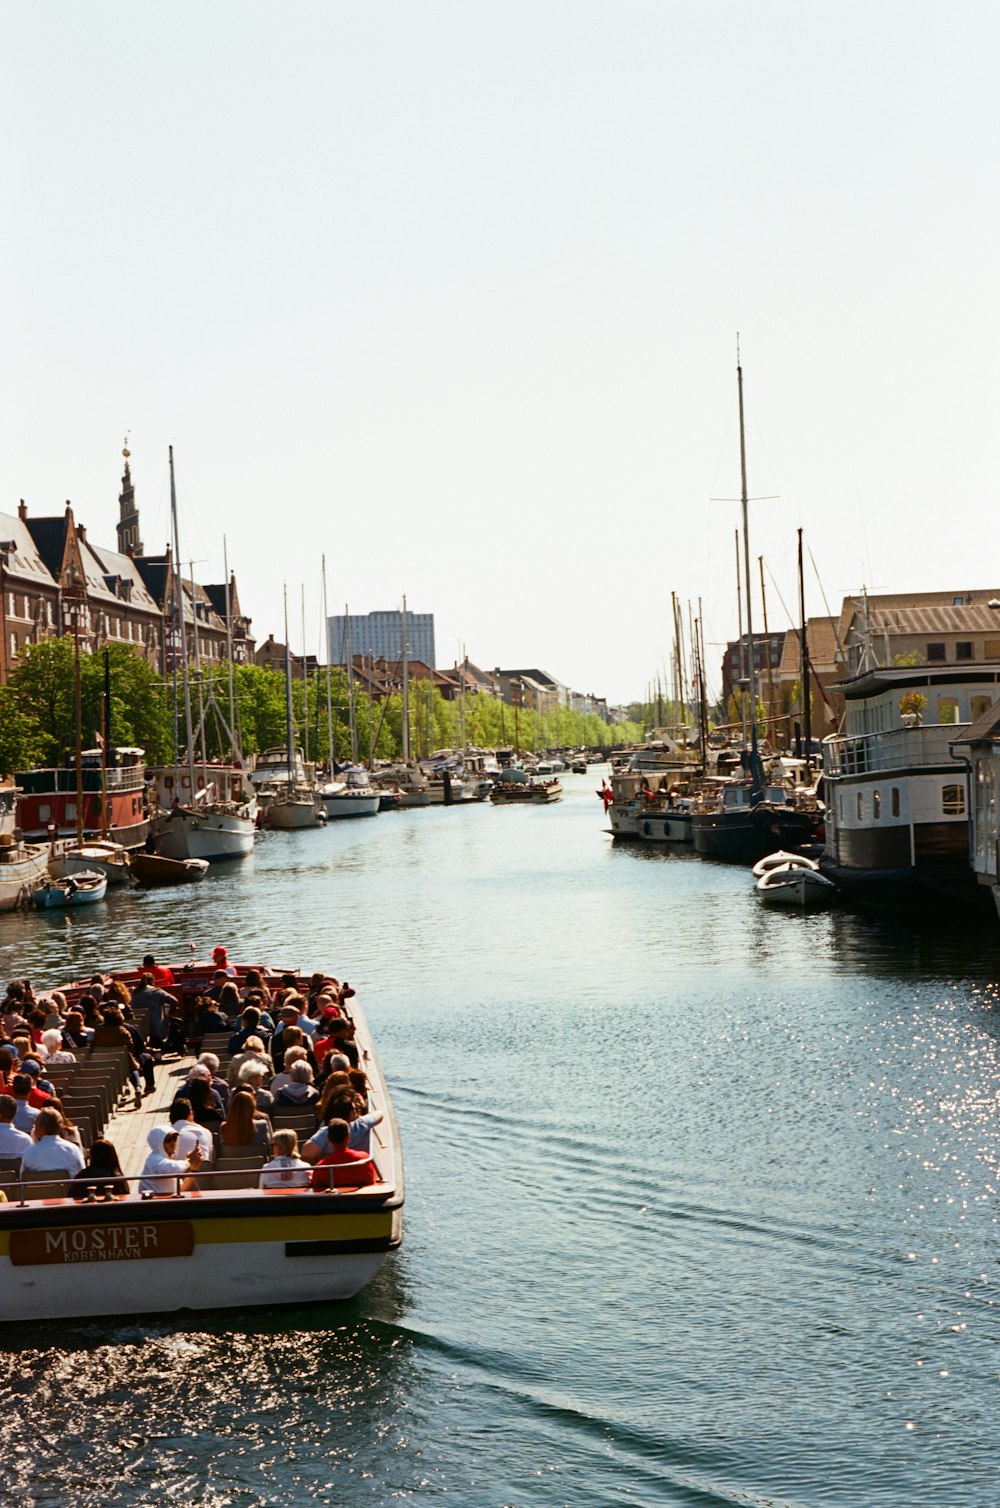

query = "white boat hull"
[[268, 799, 325, 829], [0, 846, 50, 911], [320, 792, 380, 819], [51, 844, 132, 886], [156, 808, 256, 862], [756, 866, 837, 908]]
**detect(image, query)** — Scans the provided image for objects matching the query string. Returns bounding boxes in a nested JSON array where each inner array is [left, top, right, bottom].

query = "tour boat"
[[0, 960, 404, 1323], [490, 777, 563, 804]]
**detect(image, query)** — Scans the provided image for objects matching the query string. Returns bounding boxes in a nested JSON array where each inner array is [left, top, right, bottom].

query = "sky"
[[3, 1, 998, 706]]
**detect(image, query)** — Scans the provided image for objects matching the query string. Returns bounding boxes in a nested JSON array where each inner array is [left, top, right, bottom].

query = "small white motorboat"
[[756, 862, 837, 908], [751, 849, 819, 879], [49, 840, 132, 886]]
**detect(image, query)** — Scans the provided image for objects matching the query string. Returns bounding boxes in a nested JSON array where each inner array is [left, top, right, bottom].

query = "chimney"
[[77, 524, 86, 542], [18, 500, 26, 520]]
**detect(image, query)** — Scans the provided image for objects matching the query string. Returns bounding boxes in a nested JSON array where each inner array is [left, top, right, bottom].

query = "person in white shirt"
[[139, 1127, 201, 1195], [169, 1098, 215, 1164], [0, 1094, 32, 1161], [259, 1129, 311, 1190], [21, 1108, 86, 1177]]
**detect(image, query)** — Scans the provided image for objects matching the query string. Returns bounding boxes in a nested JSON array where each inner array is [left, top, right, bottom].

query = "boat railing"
[[9, 1158, 389, 1206], [823, 723, 967, 777]]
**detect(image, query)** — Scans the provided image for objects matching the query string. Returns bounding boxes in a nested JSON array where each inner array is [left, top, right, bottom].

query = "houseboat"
[[820, 664, 1000, 911], [16, 747, 150, 849]]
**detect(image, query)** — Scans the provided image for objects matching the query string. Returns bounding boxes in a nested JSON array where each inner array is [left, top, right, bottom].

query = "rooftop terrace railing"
[[823, 723, 968, 778]]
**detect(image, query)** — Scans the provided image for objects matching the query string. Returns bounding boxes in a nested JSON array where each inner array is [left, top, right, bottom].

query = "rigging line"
[[807, 545, 849, 663]]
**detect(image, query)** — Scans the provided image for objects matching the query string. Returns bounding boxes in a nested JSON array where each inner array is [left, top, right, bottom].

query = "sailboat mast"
[[322, 557, 335, 774], [189, 560, 206, 761], [401, 596, 411, 762], [737, 359, 762, 790], [301, 585, 309, 766], [798, 527, 812, 777], [283, 585, 295, 795], [735, 528, 747, 749], [73, 607, 84, 847], [169, 447, 196, 793], [223, 536, 238, 749], [345, 604, 358, 762]]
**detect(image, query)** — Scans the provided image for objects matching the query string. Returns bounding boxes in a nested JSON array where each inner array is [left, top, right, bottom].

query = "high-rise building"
[[328, 609, 436, 668]]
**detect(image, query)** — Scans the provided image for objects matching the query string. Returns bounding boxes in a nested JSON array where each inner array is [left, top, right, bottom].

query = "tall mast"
[[798, 527, 812, 777], [322, 557, 335, 774], [737, 357, 762, 791], [283, 585, 295, 794], [188, 559, 205, 762], [758, 555, 776, 742], [300, 584, 309, 765], [460, 643, 467, 751], [223, 536, 237, 748], [735, 528, 747, 749], [169, 447, 196, 793], [345, 604, 358, 762], [73, 603, 84, 847], [401, 596, 410, 762]]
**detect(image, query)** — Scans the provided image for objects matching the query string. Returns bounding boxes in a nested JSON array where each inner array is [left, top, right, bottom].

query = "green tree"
[[0, 687, 50, 774]]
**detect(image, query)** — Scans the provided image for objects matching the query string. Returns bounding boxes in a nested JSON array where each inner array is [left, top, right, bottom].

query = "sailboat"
[[319, 592, 380, 820], [690, 355, 820, 862], [266, 586, 326, 829], [150, 447, 258, 862]]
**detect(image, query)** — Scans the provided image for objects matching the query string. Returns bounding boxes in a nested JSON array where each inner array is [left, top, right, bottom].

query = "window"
[[938, 698, 959, 724], [943, 784, 965, 815], [956, 642, 974, 660], [986, 640, 1000, 659], [891, 787, 900, 817], [953, 596, 964, 606], [927, 643, 946, 661], [857, 792, 864, 820], [972, 696, 993, 721], [873, 790, 881, 819]]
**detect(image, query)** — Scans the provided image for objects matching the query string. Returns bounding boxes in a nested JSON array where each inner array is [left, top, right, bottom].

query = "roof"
[[87, 543, 161, 615], [22, 514, 71, 581], [838, 589, 1000, 646], [0, 512, 59, 590], [953, 700, 1000, 746]]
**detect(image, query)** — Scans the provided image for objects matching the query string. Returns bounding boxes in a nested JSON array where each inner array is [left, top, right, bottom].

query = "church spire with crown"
[[117, 436, 143, 557]]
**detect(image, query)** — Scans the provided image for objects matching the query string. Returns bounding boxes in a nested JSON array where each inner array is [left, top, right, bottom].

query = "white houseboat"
[[820, 664, 1000, 911]]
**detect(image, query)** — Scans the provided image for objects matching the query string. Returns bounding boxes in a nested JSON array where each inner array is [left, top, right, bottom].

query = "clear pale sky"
[[4, 2, 998, 705]]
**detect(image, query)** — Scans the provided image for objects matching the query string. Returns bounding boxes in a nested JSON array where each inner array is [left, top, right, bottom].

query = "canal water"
[[2, 773, 1000, 1506]]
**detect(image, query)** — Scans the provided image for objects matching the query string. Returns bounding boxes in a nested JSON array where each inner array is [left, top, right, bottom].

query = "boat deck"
[[105, 1052, 201, 1178]]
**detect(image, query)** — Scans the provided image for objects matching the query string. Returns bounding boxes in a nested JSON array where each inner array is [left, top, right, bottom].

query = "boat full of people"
[[0, 957, 403, 1322]]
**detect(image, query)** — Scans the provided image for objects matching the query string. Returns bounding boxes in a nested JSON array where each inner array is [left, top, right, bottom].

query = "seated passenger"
[[309, 1120, 377, 1189], [68, 1138, 129, 1200], [11, 1073, 40, 1133], [219, 1088, 271, 1151], [21, 1107, 86, 1178], [227, 1036, 273, 1088], [303, 1100, 384, 1162], [259, 1129, 311, 1189], [139, 1127, 201, 1194], [195, 994, 230, 1037], [169, 1098, 215, 1164], [0, 1093, 32, 1161], [195, 1052, 231, 1110], [274, 1061, 319, 1107], [269, 1045, 309, 1096], [183, 1071, 225, 1127], [238, 1063, 274, 1114], [40, 1029, 76, 1066]]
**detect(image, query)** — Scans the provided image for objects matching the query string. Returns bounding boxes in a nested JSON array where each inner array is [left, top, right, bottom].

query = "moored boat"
[[130, 852, 209, 886], [0, 784, 49, 911], [490, 777, 563, 804], [756, 862, 837, 907], [31, 869, 108, 908], [49, 839, 132, 886]]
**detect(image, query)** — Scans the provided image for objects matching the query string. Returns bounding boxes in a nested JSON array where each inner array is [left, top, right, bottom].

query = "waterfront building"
[[1, 445, 254, 681], [954, 703, 1000, 919], [494, 668, 563, 716], [772, 614, 842, 740], [720, 631, 787, 712], [328, 609, 436, 668], [837, 589, 1000, 675]]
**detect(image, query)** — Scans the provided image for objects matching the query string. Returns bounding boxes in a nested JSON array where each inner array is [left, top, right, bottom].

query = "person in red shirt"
[[309, 1120, 377, 1190], [142, 954, 176, 990]]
